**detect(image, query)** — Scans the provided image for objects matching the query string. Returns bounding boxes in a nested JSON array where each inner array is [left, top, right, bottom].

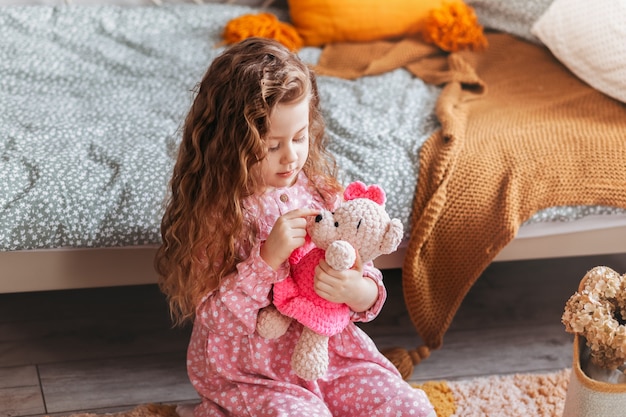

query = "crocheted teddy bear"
[[257, 181, 404, 380]]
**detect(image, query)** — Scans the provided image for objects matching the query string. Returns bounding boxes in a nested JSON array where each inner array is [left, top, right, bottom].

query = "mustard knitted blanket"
[[316, 33, 626, 372]]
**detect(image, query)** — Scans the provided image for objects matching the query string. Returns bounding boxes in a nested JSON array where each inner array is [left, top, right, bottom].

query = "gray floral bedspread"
[[0, 4, 623, 251]]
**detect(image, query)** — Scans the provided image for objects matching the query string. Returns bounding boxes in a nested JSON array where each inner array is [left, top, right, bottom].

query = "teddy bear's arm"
[[325, 240, 357, 271]]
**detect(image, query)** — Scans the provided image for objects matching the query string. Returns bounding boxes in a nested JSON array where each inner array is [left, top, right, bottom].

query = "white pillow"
[[531, 0, 626, 103]]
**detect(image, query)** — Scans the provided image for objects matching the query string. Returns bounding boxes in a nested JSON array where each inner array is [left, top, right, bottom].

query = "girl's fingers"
[[352, 251, 364, 272], [284, 207, 320, 220]]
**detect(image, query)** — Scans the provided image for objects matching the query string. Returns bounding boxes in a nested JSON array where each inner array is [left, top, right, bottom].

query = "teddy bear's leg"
[[292, 327, 329, 381], [256, 304, 292, 339]]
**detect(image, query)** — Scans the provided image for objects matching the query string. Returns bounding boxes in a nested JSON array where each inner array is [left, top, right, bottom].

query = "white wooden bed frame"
[[3, 224, 626, 293]]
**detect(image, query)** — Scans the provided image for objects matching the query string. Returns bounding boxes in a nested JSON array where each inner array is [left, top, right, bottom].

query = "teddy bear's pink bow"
[[343, 181, 386, 205]]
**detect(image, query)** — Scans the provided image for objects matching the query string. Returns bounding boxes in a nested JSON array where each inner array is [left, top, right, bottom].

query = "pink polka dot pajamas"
[[185, 174, 434, 417]]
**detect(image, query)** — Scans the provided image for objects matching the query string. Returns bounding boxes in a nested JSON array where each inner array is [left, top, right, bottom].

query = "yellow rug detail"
[[413, 380, 457, 417]]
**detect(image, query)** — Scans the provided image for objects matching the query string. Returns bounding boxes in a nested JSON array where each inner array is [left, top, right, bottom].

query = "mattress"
[[1, 3, 625, 252]]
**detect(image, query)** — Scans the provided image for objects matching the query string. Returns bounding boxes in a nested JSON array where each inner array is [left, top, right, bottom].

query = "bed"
[[1, 0, 626, 357]]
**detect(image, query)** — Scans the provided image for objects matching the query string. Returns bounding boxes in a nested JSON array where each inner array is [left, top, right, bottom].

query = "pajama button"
[[280, 194, 289, 203]]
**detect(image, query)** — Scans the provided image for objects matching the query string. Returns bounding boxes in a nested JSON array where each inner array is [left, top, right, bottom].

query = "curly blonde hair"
[[155, 38, 341, 325]]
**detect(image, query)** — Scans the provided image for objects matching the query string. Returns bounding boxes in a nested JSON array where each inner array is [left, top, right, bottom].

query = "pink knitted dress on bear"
[[272, 182, 391, 338], [272, 244, 350, 337]]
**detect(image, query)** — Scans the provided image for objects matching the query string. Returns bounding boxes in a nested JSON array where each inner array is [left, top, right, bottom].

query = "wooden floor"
[[2, 253, 626, 417]]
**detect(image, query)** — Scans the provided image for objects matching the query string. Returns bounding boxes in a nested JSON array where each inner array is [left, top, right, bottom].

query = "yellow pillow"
[[288, 0, 445, 46]]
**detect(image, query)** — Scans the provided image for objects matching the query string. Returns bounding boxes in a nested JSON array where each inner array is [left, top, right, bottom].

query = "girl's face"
[[259, 97, 310, 191]]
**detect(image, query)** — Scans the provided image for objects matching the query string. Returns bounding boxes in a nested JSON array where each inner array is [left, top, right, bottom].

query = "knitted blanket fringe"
[[316, 33, 626, 377]]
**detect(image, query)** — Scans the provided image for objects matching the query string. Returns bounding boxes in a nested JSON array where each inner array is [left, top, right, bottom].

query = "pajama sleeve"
[[195, 243, 290, 335], [350, 262, 387, 323]]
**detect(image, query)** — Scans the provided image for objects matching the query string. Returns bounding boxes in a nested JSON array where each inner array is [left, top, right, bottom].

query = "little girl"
[[155, 37, 435, 417]]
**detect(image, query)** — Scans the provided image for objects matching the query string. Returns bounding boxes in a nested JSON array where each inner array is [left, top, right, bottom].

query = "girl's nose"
[[281, 143, 297, 163]]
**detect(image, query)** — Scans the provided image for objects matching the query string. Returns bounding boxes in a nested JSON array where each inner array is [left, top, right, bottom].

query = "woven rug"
[[58, 369, 570, 417], [416, 368, 570, 417]]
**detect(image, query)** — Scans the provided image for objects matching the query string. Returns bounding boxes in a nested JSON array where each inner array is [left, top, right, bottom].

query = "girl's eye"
[[268, 144, 279, 152], [294, 136, 306, 143]]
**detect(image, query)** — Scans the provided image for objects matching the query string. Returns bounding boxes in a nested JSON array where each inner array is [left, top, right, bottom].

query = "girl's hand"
[[261, 208, 319, 271], [313, 253, 378, 313]]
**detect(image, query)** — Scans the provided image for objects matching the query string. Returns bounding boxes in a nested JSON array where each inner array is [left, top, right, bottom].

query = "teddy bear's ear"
[[379, 218, 404, 254]]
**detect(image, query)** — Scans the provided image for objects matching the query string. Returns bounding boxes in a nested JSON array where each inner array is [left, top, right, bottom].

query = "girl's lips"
[[277, 170, 295, 178]]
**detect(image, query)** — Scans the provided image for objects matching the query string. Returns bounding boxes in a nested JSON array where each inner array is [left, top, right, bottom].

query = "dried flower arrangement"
[[562, 266, 626, 370]]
